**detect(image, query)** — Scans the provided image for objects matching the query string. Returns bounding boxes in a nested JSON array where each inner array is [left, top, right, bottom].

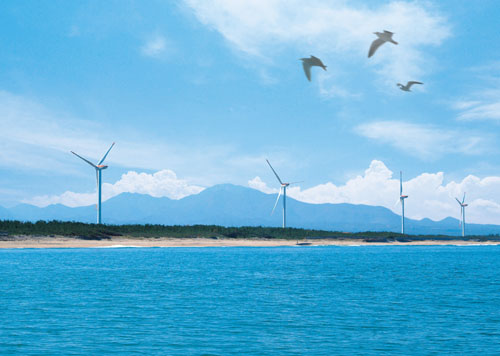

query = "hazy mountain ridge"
[[2, 184, 499, 236]]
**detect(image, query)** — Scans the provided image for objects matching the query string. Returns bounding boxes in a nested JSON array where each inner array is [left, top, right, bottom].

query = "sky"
[[0, 0, 499, 224]]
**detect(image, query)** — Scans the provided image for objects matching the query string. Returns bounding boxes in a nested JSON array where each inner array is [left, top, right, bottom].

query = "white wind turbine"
[[266, 159, 301, 229], [396, 171, 408, 234], [455, 193, 468, 237], [71, 142, 115, 224]]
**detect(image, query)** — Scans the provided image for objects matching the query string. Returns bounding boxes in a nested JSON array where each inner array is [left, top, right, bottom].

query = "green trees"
[[0, 220, 342, 239], [0, 220, 498, 241]]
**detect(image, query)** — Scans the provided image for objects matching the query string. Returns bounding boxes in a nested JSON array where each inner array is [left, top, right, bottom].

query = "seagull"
[[397, 81, 423, 92], [299, 55, 327, 81], [368, 30, 398, 58]]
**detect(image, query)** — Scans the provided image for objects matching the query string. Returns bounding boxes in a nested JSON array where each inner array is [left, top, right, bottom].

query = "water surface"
[[1, 246, 499, 355]]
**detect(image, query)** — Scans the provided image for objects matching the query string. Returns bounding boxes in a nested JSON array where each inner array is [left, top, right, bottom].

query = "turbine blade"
[[394, 198, 401, 207], [71, 151, 97, 168], [271, 188, 282, 215], [455, 197, 462, 205], [462, 192, 466, 204], [288, 181, 304, 185], [98, 142, 115, 165], [266, 159, 283, 185]]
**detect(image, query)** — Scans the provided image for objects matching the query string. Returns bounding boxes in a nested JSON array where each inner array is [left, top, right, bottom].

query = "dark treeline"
[[1, 220, 500, 241]]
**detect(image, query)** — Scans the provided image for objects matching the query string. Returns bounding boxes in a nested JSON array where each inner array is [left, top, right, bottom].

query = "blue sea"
[[1, 246, 500, 355]]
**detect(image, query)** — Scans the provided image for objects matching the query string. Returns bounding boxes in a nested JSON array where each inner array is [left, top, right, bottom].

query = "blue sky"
[[0, 0, 499, 224]]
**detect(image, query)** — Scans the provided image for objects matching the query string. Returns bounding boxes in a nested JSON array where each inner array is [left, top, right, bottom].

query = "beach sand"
[[1, 236, 500, 248]]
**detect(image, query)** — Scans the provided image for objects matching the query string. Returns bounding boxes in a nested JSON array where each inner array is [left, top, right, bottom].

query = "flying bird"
[[397, 81, 423, 92], [368, 30, 398, 58], [300, 55, 327, 81]]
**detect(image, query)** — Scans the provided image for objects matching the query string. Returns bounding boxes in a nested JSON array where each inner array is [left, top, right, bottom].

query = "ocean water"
[[1, 246, 500, 355]]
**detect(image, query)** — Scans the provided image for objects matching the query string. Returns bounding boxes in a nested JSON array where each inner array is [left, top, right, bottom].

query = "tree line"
[[1, 220, 499, 241]]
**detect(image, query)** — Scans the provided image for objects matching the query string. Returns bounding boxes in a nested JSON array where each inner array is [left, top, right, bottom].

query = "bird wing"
[[368, 38, 384, 58], [302, 61, 312, 81], [407, 81, 423, 88], [310, 55, 325, 67]]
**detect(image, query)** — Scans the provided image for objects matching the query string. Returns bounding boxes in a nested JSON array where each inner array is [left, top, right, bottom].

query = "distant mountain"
[[2, 184, 500, 236], [0, 206, 13, 220]]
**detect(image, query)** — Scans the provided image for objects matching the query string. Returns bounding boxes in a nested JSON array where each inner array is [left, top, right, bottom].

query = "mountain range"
[[1, 184, 499, 236]]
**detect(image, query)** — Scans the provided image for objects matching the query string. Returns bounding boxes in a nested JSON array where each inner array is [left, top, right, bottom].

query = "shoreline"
[[1, 236, 500, 249]]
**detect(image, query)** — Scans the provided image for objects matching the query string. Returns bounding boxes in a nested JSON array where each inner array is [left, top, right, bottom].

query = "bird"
[[299, 55, 327, 81], [368, 30, 398, 58], [397, 81, 423, 92]]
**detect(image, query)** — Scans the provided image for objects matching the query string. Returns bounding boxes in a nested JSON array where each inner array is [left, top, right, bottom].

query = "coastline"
[[1, 236, 500, 248]]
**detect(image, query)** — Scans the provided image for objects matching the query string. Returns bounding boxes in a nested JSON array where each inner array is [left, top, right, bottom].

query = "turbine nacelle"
[[96, 165, 108, 169], [455, 193, 468, 207]]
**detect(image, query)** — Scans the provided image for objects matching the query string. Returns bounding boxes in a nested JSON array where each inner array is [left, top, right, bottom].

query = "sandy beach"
[[1, 236, 500, 248]]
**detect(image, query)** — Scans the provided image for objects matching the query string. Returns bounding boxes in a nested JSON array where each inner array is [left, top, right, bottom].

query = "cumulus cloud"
[[355, 121, 489, 159], [248, 176, 278, 194], [25, 170, 205, 207], [249, 160, 500, 225], [23, 160, 500, 224], [184, 0, 450, 85]]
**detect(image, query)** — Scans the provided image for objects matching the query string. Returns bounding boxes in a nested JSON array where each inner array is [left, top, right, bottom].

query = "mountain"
[[2, 184, 500, 236]]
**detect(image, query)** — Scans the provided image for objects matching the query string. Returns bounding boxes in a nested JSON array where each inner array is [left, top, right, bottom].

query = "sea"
[[1, 245, 500, 355]]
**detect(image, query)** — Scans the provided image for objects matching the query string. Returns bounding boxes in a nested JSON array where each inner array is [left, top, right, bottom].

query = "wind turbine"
[[266, 159, 301, 229], [396, 171, 408, 234], [71, 142, 115, 224], [455, 193, 468, 237]]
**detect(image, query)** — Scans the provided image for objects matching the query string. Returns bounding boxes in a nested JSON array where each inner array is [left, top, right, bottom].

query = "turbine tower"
[[266, 159, 301, 229], [71, 142, 115, 224], [455, 193, 468, 237], [397, 171, 408, 234]]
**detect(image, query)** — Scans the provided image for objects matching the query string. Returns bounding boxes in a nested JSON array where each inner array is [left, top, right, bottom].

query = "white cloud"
[[248, 176, 278, 194], [25, 169, 205, 207], [355, 121, 489, 159], [456, 91, 500, 122], [454, 62, 500, 122], [23, 160, 500, 225], [184, 0, 451, 85], [249, 160, 500, 225], [0, 90, 107, 172], [0, 90, 268, 186], [141, 34, 169, 58]]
